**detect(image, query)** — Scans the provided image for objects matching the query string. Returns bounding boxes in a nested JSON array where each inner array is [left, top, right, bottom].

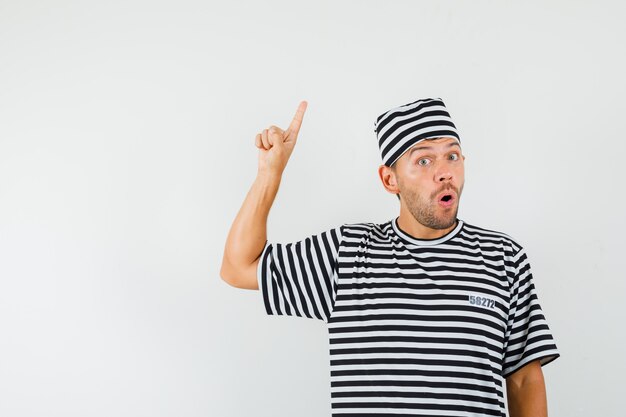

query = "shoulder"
[[338, 219, 394, 243], [460, 220, 524, 256], [461, 220, 534, 286]]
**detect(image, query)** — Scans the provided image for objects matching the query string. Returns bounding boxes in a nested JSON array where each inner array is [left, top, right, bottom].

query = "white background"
[[1, 1, 625, 416]]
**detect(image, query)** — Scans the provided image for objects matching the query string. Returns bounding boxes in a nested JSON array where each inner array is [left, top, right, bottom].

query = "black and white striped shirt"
[[257, 216, 560, 417]]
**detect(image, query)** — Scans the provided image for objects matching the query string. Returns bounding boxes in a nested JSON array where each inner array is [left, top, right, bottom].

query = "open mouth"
[[438, 192, 455, 207]]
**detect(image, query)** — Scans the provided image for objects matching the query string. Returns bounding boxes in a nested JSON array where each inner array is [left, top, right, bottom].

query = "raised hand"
[[256, 100, 308, 177]]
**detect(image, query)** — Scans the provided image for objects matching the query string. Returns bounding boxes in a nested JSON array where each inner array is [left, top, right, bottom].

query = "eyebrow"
[[409, 141, 461, 156]]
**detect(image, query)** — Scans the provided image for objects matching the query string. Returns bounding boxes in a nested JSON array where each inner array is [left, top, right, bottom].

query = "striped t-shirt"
[[257, 216, 560, 417]]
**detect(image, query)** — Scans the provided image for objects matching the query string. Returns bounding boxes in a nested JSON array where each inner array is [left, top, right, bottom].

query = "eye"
[[449, 152, 459, 161], [417, 158, 430, 166]]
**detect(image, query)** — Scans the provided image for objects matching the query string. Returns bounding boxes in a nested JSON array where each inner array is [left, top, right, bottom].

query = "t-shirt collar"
[[392, 216, 464, 246]]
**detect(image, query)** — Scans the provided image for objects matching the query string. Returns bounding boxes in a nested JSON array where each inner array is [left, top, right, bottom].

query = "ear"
[[378, 164, 399, 194]]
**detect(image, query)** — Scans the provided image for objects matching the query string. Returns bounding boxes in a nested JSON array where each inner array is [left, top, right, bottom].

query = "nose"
[[437, 168, 453, 182]]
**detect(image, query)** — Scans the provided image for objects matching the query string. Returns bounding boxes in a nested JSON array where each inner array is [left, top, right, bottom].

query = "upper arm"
[[505, 359, 548, 417], [505, 358, 543, 390], [256, 225, 344, 322], [242, 257, 261, 290], [501, 246, 560, 378]]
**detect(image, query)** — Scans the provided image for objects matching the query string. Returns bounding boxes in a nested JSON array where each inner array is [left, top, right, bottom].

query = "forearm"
[[506, 376, 548, 417], [221, 172, 281, 275], [220, 100, 306, 286]]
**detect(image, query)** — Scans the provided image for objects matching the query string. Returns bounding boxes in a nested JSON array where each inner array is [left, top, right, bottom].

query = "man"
[[220, 97, 560, 417]]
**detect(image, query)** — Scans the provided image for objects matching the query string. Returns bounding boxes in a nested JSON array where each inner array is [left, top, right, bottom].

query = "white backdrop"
[[1, 1, 625, 416]]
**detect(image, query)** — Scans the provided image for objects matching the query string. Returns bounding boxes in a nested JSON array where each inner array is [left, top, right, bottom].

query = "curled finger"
[[261, 128, 270, 149], [268, 125, 283, 145]]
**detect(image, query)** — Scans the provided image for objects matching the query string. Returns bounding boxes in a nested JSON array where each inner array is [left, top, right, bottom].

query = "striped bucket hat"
[[374, 97, 461, 167]]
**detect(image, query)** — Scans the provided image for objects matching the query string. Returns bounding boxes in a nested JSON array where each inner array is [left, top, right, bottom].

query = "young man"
[[220, 97, 560, 417]]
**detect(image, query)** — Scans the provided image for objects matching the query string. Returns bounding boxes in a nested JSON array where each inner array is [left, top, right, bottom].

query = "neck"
[[397, 208, 458, 240]]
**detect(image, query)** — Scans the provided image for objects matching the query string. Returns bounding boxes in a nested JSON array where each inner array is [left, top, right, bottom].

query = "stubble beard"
[[399, 183, 463, 230]]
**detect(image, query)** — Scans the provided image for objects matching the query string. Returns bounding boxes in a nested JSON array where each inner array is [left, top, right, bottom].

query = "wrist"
[[257, 169, 282, 184]]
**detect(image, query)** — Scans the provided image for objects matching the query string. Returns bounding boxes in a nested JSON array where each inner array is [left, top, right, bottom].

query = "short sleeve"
[[257, 224, 344, 323], [502, 247, 560, 378]]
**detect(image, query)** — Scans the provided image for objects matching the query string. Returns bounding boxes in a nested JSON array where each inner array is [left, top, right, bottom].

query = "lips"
[[437, 190, 456, 208]]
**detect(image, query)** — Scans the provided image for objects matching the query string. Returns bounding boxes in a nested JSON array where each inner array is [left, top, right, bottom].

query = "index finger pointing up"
[[286, 100, 307, 139]]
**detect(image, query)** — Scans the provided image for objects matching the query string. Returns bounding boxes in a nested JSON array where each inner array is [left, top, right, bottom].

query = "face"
[[392, 137, 465, 230]]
